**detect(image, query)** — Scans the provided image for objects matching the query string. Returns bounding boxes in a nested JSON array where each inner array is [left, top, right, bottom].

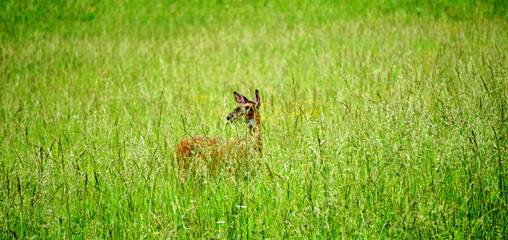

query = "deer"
[[176, 89, 262, 176]]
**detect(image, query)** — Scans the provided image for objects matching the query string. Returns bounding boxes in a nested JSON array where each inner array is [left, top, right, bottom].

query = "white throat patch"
[[248, 119, 256, 127]]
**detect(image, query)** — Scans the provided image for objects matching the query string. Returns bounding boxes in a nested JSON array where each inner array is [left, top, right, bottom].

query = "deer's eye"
[[245, 106, 251, 111]]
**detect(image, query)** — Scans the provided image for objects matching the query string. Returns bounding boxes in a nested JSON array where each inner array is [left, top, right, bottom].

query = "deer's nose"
[[227, 114, 232, 121]]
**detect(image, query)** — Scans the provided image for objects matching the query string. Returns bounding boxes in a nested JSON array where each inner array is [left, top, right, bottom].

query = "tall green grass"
[[1, 0, 507, 238]]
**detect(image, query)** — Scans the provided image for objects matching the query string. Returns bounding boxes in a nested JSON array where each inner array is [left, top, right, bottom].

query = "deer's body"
[[176, 90, 262, 174]]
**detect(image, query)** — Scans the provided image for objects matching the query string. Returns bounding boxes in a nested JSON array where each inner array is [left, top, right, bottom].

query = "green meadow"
[[1, 0, 507, 238]]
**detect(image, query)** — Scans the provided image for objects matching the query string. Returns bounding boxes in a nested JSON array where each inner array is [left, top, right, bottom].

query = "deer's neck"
[[248, 113, 263, 153]]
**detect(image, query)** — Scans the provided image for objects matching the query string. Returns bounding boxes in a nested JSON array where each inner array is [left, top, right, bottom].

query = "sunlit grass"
[[1, 0, 507, 239]]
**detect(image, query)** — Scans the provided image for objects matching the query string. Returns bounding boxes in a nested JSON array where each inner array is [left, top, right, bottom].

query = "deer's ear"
[[253, 89, 261, 109], [234, 92, 248, 104]]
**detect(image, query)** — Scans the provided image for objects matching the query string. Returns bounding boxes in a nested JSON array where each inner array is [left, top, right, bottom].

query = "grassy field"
[[1, 0, 507, 238]]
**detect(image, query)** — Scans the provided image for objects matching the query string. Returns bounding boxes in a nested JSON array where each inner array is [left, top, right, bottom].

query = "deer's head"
[[227, 90, 261, 127]]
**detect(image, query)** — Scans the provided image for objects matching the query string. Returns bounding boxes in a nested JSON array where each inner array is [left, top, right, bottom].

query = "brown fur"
[[176, 90, 262, 176]]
